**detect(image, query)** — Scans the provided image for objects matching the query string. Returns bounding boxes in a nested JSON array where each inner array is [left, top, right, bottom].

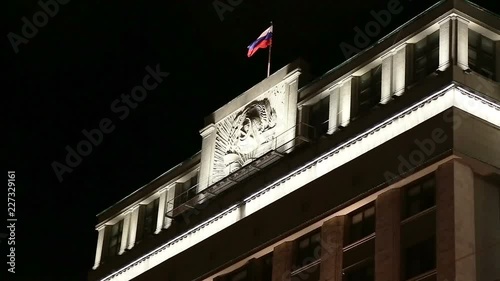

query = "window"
[[349, 205, 375, 244], [404, 237, 436, 279], [359, 66, 382, 113], [469, 29, 496, 80], [295, 230, 321, 267], [308, 96, 330, 137], [414, 31, 439, 81], [224, 253, 273, 281], [108, 220, 123, 257], [137, 198, 159, 242], [404, 177, 435, 218], [343, 260, 374, 281], [262, 253, 273, 281], [179, 173, 198, 205]]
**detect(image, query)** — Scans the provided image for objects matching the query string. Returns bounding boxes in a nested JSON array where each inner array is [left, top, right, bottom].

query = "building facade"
[[89, 1, 500, 281]]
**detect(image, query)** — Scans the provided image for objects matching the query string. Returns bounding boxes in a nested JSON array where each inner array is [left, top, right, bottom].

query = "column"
[[381, 54, 393, 104], [436, 160, 476, 281], [456, 17, 469, 70], [127, 206, 140, 250], [198, 124, 216, 191], [164, 185, 177, 229], [339, 78, 352, 127], [119, 212, 131, 255], [375, 189, 401, 281], [272, 241, 295, 281], [92, 225, 106, 269], [119, 214, 130, 254], [155, 188, 168, 234], [320, 216, 347, 281], [392, 44, 406, 96], [327, 86, 340, 134], [439, 17, 452, 71]]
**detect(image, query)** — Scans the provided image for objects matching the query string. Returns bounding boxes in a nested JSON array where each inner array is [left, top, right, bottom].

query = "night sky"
[[5, 0, 498, 280]]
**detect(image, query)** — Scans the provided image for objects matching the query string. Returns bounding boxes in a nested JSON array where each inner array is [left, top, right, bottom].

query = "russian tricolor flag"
[[247, 26, 273, 58]]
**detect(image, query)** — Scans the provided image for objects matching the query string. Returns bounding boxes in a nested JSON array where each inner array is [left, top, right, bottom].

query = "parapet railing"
[[165, 123, 316, 218]]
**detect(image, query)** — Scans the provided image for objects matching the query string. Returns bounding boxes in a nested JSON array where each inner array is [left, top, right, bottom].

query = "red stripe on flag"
[[247, 38, 272, 57]]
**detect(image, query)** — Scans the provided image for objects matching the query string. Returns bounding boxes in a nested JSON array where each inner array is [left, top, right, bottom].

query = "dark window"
[[414, 31, 440, 81], [359, 66, 382, 113], [262, 253, 273, 281], [404, 237, 436, 279], [226, 253, 273, 281], [137, 199, 159, 242], [308, 96, 330, 137], [295, 230, 321, 267], [349, 205, 375, 244], [405, 177, 435, 218], [343, 260, 374, 281], [469, 30, 496, 80], [179, 173, 198, 205], [108, 220, 123, 257]]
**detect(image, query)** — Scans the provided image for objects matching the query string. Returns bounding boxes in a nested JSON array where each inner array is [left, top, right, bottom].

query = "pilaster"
[[456, 17, 470, 70], [198, 124, 216, 191], [320, 216, 347, 281], [436, 160, 476, 281], [439, 17, 452, 71], [127, 206, 140, 250], [118, 211, 131, 255], [272, 241, 295, 281], [339, 78, 352, 127], [381, 54, 393, 104], [327, 86, 340, 134], [375, 189, 401, 281], [92, 225, 106, 269], [155, 188, 168, 234], [392, 44, 406, 96]]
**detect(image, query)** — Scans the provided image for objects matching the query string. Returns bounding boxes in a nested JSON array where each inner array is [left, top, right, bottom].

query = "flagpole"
[[267, 21, 273, 78]]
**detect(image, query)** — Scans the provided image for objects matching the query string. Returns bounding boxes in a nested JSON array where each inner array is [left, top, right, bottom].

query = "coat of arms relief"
[[211, 83, 287, 183]]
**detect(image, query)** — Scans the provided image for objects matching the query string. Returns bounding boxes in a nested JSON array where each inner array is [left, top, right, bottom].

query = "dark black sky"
[[5, 0, 498, 280]]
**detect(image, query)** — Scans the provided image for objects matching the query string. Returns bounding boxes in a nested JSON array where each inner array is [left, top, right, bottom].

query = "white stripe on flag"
[[257, 26, 273, 39]]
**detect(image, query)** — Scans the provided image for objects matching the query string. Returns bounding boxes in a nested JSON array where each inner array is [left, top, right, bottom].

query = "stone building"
[[89, 1, 500, 281]]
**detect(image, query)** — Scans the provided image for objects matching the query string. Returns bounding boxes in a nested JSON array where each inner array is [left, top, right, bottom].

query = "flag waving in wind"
[[247, 25, 273, 58]]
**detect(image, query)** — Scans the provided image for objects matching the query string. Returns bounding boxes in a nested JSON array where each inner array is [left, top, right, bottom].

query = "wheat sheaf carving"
[[212, 98, 277, 182]]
